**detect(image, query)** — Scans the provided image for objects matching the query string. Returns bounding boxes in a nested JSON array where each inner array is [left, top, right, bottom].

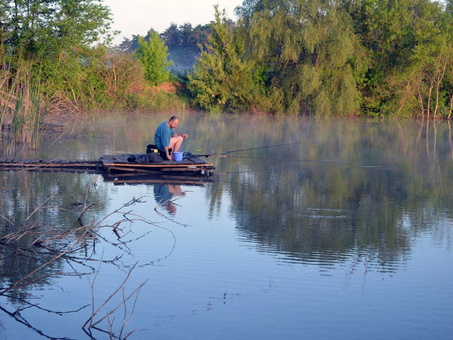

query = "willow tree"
[[236, 0, 366, 115]]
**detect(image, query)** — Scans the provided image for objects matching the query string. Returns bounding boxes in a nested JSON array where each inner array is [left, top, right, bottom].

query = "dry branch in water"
[[83, 261, 148, 338], [0, 187, 159, 339]]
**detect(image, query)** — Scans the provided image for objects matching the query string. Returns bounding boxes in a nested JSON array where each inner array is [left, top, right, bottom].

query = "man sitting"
[[154, 116, 188, 161]]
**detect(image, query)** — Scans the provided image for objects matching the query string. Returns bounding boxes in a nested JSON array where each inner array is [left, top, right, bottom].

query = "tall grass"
[[0, 64, 48, 156], [10, 91, 47, 148]]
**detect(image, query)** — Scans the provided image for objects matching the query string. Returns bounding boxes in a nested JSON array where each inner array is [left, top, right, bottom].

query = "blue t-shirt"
[[154, 121, 174, 151], [154, 184, 172, 204]]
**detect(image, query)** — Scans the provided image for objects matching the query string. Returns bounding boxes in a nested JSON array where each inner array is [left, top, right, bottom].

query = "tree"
[[161, 23, 180, 53], [2, 0, 112, 61], [135, 30, 173, 86], [235, 0, 365, 115], [189, 6, 262, 113], [0, 0, 114, 112], [352, 0, 453, 117]]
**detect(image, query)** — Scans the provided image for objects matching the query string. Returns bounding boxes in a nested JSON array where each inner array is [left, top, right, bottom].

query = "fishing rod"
[[194, 142, 305, 158]]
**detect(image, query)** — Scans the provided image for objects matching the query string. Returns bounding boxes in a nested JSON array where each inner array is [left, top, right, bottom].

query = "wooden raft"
[[0, 157, 101, 171], [100, 153, 215, 176], [0, 153, 215, 177]]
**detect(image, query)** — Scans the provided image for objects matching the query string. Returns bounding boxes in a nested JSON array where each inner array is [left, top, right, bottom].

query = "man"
[[154, 183, 186, 215], [154, 116, 188, 161]]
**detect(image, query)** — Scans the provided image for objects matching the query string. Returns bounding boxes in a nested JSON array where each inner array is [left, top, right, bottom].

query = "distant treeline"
[[1, 0, 452, 118], [118, 23, 213, 72]]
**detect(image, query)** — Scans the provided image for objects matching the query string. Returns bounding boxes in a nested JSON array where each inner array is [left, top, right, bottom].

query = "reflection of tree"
[[0, 171, 105, 293], [216, 118, 453, 271], [54, 114, 453, 267], [0, 170, 150, 338]]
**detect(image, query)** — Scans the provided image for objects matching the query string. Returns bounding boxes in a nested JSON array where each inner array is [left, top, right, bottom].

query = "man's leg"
[[169, 135, 183, 153]]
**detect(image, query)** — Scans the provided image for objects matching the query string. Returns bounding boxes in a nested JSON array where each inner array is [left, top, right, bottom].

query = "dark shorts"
[[159, 148, 172, 160]]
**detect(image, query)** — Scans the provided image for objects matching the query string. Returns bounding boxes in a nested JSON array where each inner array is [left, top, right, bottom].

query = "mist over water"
[[1, 113, 452, 339]]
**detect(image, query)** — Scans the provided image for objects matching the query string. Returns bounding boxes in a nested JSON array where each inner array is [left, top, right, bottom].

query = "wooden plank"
[[112, 178, 209, 185], [161, 167, 204, 172], [102, 162, 210, 169], [108, 166, 163, 174]]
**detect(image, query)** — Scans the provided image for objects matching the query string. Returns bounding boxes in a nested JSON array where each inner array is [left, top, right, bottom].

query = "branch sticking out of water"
[[83, 261, 148, 339], [0, 186, 161, 339]]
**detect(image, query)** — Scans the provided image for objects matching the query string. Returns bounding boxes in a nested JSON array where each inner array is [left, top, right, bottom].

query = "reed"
[[0, 66, 48, 155]]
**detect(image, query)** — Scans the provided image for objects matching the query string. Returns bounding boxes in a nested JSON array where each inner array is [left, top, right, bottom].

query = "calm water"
[[1, 114, 452, 339]]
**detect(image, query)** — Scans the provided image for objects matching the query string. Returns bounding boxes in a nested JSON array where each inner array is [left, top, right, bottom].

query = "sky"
[[103, 0, 244, 44]]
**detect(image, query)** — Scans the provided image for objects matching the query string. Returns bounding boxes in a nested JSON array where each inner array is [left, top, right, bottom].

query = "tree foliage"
[[0, 0, 116, 111], [1, 0, 112, 61], [189, 7, 262, 113], [135, 30, 173, 86], [351, 0, 453, 117], [234, 0, 366, 115], [1, 0, 453, 117], [119, 23, 211, 72]]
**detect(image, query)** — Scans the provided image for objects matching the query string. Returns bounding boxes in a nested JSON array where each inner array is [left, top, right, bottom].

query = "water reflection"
[[230, 164, 414, 269], [1, 114, 453, 339], [2, 115, 453, 268], [154, 183, 186, 215], [205, 116, 453, 271], [0, 171, 104, 297]]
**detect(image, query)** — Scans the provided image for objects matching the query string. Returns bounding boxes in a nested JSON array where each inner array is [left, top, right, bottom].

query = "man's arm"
[[163, 146, 172, 160], [172, 132, 188, 139]]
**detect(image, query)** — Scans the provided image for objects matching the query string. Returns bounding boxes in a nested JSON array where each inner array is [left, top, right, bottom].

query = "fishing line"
[[194, 141, 305, 158], [215, 160, 335, 176], [219, 155, 345, 163], [193, 141, 378, 173]]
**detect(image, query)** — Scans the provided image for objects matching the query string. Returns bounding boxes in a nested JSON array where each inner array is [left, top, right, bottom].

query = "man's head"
[[168, 116, 179, 129]]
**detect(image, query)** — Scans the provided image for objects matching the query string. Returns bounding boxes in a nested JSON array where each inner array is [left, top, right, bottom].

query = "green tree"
[[351, 0, 453, 117], [135, 30, 173, 86], [2, 0, 112, 61], [0, 0, 113, 111], [236, 0, 366, 115], [408, 1, 453, 118], [189, 6, 262, 113]]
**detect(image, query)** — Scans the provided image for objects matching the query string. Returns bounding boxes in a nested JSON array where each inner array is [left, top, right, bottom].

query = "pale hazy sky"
[[103, 0, 244, 44]]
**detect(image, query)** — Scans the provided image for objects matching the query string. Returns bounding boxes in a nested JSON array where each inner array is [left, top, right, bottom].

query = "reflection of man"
[[154, 116, 188, 161], [154, 184, 186, 214]]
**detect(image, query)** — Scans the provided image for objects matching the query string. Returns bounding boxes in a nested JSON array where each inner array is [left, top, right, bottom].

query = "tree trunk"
[[427, 81, 433, 119], [449, 92, 453, 120]]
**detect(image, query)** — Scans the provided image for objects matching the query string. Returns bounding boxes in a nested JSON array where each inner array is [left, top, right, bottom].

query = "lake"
[[1, 113, 452, 339]]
